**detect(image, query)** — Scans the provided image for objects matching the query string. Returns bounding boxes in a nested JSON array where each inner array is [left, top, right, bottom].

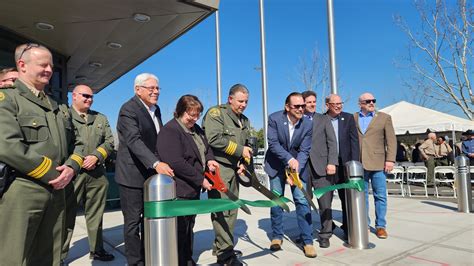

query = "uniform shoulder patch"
[[208, 107, 221, 118], [0, 92, 5, 101]]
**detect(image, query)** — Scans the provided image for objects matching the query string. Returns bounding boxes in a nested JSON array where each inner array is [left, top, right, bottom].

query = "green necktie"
[[38, 91, 50, 108]]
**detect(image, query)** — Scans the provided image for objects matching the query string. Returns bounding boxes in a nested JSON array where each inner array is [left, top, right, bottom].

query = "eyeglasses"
[[289, 104, 306, 110], [139, 85, 160, 92], [328, 102, 344, 106], [18, 43, 41, 60], [361, 99, 376, 104], [78, 93, 94, 99], [186, 111, 201, 119]]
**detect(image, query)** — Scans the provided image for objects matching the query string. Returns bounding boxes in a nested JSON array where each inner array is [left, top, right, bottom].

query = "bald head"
[[428, 132, 437, 140], [72, 85, 94, 112], [15, 43, 53, 90], [358, 92, 377, 114]]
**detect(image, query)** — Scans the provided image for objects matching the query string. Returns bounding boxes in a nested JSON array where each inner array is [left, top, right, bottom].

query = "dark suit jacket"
[[353, 111, 397, 171], [264, 110, 312, 180], [308, 113, 338, 177], [326, 111, 360, 165], [115, 96, 162, 188], [157, 119, 215, 199]]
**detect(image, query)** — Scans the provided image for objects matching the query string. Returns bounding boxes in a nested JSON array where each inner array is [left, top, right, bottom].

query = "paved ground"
[[66, 184, 474, 265]]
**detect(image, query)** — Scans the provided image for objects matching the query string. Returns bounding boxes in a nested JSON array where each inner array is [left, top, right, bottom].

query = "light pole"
[[259, 0, 269, 150]]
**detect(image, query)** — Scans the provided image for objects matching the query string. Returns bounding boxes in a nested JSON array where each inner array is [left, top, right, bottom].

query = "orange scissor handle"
[[204, 168, 228, 193]]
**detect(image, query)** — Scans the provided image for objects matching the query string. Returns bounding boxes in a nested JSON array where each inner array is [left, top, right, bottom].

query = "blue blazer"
[[264, 110, 313, 180]]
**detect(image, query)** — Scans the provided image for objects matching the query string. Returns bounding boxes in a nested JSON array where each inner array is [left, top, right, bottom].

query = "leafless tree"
[[394, 0, 473, 120]]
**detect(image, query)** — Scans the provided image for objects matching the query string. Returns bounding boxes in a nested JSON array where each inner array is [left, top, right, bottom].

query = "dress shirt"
[[138, 98, 160, 134], [303, 112, 315, 121], [436, 142, 452, 157], [358, 111, 374, 134], [287, 115, 301, 145], [329, 115, 340, 153], [462, 138, 474, 155]]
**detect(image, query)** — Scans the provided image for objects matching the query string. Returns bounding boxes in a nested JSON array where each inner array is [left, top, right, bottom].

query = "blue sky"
[[82, 0, 459, 130]]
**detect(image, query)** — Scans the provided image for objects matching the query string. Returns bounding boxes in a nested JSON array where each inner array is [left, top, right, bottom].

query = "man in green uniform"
[[202, 84, 253, 266], [61, 85, 115, 262], [0, 43, 83, 265]]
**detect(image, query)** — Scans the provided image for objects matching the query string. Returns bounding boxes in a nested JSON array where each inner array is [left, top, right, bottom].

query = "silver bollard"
[[455, 155, 472, 213], [144, 174, 178, 266], [344, 161, 369, 249]]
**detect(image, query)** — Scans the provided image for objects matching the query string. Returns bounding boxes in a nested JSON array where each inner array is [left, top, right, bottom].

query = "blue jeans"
[[364, 171, 387, 229], [270, 175, 313, 245]]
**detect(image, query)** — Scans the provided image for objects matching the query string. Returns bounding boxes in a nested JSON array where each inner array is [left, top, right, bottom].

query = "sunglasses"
[[78, 93, 94, 99], [361, 99, 376, 104], [290, 104, 306, 109], [18, 43, 41, 60]]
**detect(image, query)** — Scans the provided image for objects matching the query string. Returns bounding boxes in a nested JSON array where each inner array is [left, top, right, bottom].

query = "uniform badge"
[[209, 107, 221, 118], [0, 92, 4, 101]]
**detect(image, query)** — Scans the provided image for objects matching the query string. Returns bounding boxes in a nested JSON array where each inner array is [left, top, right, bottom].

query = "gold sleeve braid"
[[224, 141, 238, 155], [27, 156, 52, 179], [70, 154, 83, 167], [96, 147, 108, 159]]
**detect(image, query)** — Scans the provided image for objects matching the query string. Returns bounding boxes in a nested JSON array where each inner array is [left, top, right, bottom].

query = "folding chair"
[[406, 166, 428, 197], [434, 166, 457, 198], [387, 166, 405, 197]]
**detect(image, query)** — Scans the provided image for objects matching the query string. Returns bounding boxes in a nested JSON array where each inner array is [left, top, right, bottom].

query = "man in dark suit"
[[324, 94, 359, 243], [265, 92, 316, 258], [115, 73, 174, 266], [306, 93, 338, 249], [354, 92, 396, 239]]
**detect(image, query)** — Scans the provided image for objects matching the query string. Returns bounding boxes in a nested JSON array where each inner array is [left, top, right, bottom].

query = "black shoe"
[[89, 250, 115, 261], [233, 250, 243, 258], [217, 255, 243, 266], [319, 238, 330, 248], [213, 249, 242, 257]]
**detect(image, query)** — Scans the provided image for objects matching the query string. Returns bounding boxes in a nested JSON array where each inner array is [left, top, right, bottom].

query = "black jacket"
[[157, 118, 215, 199], [115, 96, 162, 188]]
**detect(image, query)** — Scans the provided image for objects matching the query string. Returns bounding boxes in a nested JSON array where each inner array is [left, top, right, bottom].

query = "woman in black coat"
[[157, 95, 218, 266]]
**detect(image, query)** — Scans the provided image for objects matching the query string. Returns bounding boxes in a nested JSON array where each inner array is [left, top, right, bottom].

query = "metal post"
[[215, 10, 222, 105], [326, 0, 338, 94], [144, 174, 178, 266], [344, 161, 369, 249], [258, 0, 269, 151], [455, 155, 472, 213]]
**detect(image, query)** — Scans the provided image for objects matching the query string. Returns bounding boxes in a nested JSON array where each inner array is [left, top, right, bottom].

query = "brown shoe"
[[376, 228, 388, 239], [303, 244, 317, 258], [270, 239, 283, 251]]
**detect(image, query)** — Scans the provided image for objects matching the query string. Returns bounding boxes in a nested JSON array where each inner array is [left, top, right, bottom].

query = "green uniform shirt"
[[0, 80, 84, 184], [202, 104, 251, 166], [71, 108, 114, 176]]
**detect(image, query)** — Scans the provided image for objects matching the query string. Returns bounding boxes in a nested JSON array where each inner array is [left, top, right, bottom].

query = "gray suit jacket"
[[307, 113, 338, 177], [353, 111, 397, 171]]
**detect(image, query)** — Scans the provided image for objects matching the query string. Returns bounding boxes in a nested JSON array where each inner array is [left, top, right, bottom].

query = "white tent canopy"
[[379, 101, 474, 135]]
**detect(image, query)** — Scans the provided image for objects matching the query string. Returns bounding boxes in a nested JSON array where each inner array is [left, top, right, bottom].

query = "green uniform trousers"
[[208, 163, 239, 261], [0, 178, 65, 266], [61, 172, 109, 259], [425, 156, 436, 184]]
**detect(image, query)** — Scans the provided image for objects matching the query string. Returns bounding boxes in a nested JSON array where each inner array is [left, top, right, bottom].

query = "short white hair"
[[134, 73, 159, 87]]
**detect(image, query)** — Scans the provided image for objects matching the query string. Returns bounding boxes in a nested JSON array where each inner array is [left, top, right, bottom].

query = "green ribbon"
[[312, 178, 365, 199], [144, 197, 292, 218]]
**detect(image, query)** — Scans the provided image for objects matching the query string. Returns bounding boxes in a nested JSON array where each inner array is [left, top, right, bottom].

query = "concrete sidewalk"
[[67, 186, 474, 265]]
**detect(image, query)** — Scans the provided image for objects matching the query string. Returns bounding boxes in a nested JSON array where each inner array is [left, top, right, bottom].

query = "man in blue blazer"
[[324, 94, 360, 243], [264, 92, 316, 258]]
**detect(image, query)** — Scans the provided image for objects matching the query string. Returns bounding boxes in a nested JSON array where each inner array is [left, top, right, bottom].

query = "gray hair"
[[15, 43, 50, 63], [229, 83, 249, 97], [134, 73, 159, 87], [325, 93, 340, 104]]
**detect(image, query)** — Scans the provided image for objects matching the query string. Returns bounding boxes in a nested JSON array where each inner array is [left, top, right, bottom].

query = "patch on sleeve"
[[0, 92, 5, 101], [208, 107, 221, 118]]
